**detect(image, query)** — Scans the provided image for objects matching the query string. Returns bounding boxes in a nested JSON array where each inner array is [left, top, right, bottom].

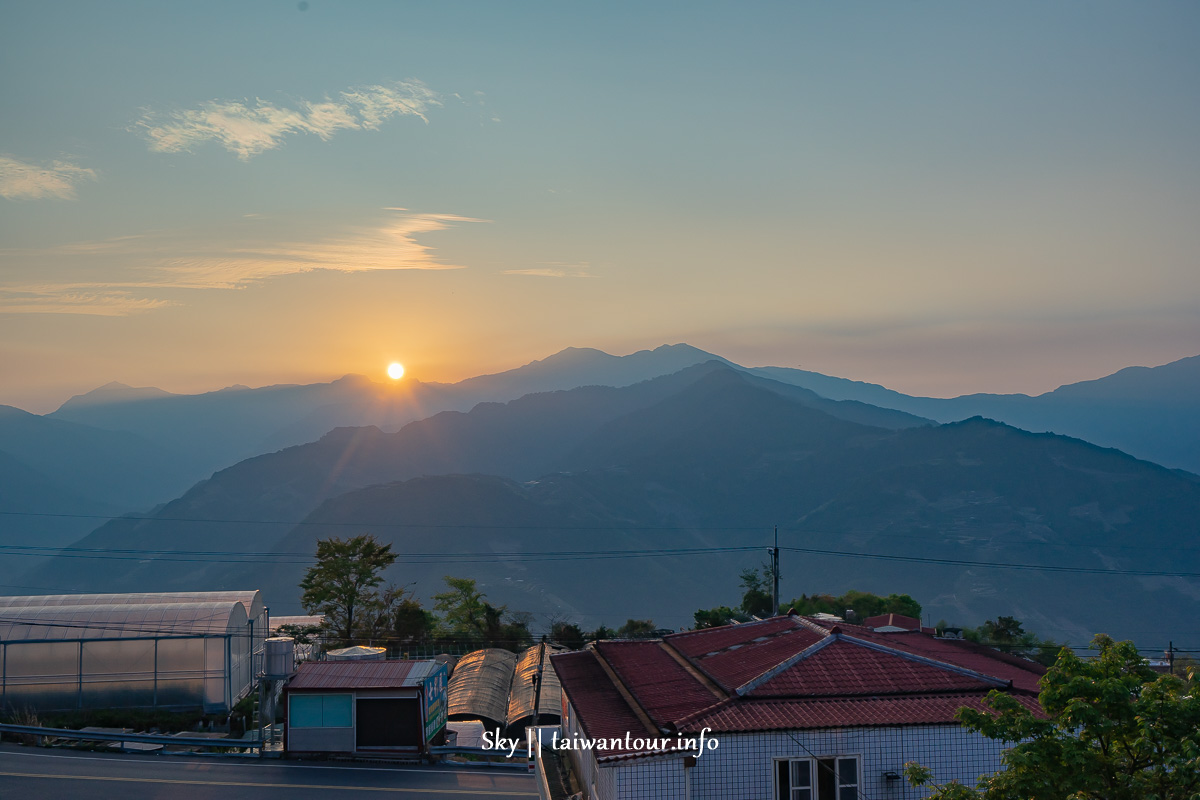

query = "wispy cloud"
[[0, 154, 96, 200], [0, 209, 483, 315], [0, 287, 171, 316], [133, 81, 439, 159], [504, 262, 593, 278]]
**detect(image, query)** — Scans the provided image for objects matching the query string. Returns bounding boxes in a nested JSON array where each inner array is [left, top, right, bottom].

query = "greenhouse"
[[0, 592, 265, 713]]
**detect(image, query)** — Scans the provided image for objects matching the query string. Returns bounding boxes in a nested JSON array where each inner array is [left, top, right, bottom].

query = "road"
[[0, 745, 538, 799]]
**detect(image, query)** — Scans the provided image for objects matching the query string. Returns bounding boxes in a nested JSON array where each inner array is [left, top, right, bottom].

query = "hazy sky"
[[3, 1, 1198, 412]]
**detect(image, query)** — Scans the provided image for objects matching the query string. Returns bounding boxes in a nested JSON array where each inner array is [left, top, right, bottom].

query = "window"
[[776, 756, 860, 800], [290, 693, 353, 728]]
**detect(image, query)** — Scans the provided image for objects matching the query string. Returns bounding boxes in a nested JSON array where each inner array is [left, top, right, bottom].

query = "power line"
[[0, 510, 764, 532], [0, 544, 762, 564], [778, 545, 1200, 579]]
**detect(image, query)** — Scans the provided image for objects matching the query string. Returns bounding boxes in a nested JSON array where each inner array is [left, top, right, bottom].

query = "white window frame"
[[773, 753, 861, 800]]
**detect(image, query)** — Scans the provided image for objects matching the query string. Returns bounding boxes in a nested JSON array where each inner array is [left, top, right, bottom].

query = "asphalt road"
[[0, 745, 538, 799]]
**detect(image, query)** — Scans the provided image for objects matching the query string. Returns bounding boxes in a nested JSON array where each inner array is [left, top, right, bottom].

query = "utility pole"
[[771, 525, 780, 616]]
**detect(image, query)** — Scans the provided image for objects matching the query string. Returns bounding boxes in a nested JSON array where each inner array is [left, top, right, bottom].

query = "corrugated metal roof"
[[447, 648, 517, 726], [506, 643, 566, 726], [287, 660, 434, 690]]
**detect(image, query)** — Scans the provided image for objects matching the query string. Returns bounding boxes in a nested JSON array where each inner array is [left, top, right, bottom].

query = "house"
[[550, 613, 1044, 799], [284, 659, 448, 756]]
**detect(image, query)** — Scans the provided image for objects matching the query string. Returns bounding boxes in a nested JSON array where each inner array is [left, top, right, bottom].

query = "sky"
[[2, 1, 1198, 413]]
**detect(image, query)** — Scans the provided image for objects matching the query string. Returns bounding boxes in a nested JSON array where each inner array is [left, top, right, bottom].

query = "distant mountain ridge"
[[23, 365, 1200, 645]]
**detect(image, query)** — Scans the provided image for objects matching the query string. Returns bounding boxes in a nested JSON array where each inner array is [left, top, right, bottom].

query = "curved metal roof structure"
[[0, 591, 264, 622], [446, 648, 518, 728], [507, 643, 566, 727], [0, 601, 249, 642]]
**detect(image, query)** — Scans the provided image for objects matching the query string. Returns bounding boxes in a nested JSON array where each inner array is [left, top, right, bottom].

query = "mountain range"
[[17, 360, 1200, 645]]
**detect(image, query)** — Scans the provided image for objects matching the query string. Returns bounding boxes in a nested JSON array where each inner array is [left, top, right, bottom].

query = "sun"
[[387, 362, 405, 380]]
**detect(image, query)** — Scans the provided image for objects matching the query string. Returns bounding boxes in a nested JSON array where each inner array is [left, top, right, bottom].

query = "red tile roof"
[[689, 627, 825, 691], [552, 650, 652, 753], [551, 615, 1048, 760], [287, 660, 433, 690], [843, 628, 1045, 694], [678, 693, 1045, 733], [750, 639, 997, 697], [667, 616, 799, 658], [594, 641, 720, 727]]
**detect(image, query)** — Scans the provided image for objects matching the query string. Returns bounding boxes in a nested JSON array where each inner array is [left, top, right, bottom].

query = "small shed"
[[284, 660, 448, 756]]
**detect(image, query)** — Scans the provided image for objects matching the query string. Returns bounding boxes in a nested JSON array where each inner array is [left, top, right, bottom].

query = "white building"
[[551, 614, 1044, 799]]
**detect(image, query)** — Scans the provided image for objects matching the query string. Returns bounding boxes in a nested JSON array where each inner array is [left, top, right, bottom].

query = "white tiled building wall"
[[587, 724, 1006, 800]]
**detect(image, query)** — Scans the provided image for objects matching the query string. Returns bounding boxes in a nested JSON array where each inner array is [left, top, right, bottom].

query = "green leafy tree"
[[781, 590, 922, 621], [587, 624, 618, 642], [963, 616, 1064, 666], [617, 619, 657, 638], [433, 576, 489, 641], [299, 534, 397, 645], [694, 605, 747, 629], [740, 567, 774, 617], [391, 595, 436, 646], [550, 621, 587, 650], [905, 635, 1200, 799], [433, 576, 531, 651]]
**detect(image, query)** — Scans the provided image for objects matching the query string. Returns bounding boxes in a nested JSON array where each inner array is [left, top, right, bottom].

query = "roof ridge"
[[592, 643, 666, 736], [668, 695, 738, 730], [657, 641, 727, 702], [837, 634, 1011, 688], [735, 633, 837, 696]]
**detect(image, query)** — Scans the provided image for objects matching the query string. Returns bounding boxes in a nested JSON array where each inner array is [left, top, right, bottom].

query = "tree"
[[433, 576, 531, 651], [550, 621, 586, 650], [587, 624, 618, 641], [739, 567, 774, 617], [694, 605, 746, 629], [616, 619, 656, 638], [392, 595, 436, 645], [905, 635, 1200, 799], [964, 615, 1064, 666], [433, 576, 489, 642], [299, 535, 397, 645]]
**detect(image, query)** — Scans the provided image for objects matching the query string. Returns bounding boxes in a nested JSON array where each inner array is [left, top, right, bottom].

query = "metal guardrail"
[[429, 744, 531, 770], [0, 723, 260, 750]]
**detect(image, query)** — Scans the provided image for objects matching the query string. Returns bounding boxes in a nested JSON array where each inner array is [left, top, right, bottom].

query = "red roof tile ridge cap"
[[667, 695, 739, 731], [795, 616, 834, 636], [592, 643, 665, 737], [735, 632, 839, 697], [553, 651, 644, 745], [657, 641, 727, 702], [837, 633, 1012, 688]]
